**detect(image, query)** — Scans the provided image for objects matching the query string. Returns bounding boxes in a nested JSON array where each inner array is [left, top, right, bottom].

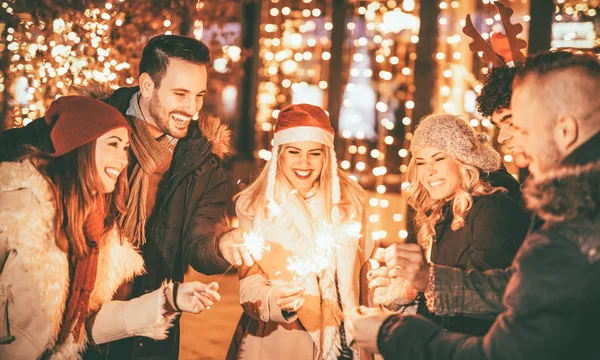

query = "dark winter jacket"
[[419, 188, 529, 335], [0, 86, 233, 359], [428, 166, 542, 318], [377, 131, 600, 360]]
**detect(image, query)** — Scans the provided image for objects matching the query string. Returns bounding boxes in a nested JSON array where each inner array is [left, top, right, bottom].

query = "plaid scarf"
[[120, 116, 175, 246]]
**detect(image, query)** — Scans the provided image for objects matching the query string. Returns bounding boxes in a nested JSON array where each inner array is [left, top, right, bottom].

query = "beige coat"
[[227, 186, 374, 360], [0, 160, 178, 359]]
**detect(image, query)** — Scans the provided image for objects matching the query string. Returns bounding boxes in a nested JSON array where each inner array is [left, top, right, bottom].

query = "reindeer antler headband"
[[462, 1, 528, 67]]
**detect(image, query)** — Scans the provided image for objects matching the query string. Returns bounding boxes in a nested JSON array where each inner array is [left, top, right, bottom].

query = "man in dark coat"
[[0, 35, 254, 359], [350, 50, 600, 360]]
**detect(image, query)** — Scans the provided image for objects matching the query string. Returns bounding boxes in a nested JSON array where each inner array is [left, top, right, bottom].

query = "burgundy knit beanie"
[[45, 96, 131, 157]]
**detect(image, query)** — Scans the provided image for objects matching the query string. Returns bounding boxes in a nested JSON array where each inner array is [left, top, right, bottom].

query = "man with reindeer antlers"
[[348, 3, 600, 359], [366, 0, 532, 331]]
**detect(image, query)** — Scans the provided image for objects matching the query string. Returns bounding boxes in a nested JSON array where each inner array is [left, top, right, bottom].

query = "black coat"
[[0, 87, 232, 359], [377, 132, 600, 360], [419, 190, 529, 335]]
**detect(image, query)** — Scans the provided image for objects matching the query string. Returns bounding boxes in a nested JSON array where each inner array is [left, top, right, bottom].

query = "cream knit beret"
[[410, 114, 501, 172]]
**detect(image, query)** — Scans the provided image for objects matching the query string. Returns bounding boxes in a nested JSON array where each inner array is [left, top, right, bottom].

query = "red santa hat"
[[266, 104, 341, 221]]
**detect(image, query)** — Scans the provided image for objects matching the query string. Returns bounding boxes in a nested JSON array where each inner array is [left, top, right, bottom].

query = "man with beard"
[[349, 50, 600, 360], [0, 35, 254, 359]]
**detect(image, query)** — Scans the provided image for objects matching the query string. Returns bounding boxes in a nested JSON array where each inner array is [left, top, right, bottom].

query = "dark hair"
[[476, 67, 518, 117], [29, 141, 128, 258], [514, 50, 600, 86], [139, 34, 211, 88]]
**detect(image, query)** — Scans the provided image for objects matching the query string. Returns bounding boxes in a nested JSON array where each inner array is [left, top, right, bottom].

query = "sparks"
[[237, 230, 270, 259], [345, 221, 363, 240], [286, 256, 316, 278], [266, 199, 283, 217]]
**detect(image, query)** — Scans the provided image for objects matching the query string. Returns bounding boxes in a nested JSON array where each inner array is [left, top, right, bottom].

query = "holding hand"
[[346, 306, 390, 354], [166, 281, 221, 314], [373, 243, 430, 293], [275, 285, 305, 312], [219, 228, 256, 267], [368, 264, 418, 307]]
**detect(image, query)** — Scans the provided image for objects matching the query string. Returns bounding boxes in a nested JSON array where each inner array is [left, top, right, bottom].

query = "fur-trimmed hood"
[[0, 160, 145, 359], [524, 160, 600, 226], [71, 81, 232, 159]]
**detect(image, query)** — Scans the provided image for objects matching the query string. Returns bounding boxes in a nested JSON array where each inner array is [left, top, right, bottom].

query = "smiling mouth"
[[428, 180, 445, 188], [293, 169, 313, 180], [171, 113, 192, 128], [105, 167, 121, 181]]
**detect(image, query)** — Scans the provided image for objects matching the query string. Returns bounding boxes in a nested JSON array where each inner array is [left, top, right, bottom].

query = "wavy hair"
[[403, 154, 505, 250], [235, 145, 365, 223], [27, 141, 128, 258]]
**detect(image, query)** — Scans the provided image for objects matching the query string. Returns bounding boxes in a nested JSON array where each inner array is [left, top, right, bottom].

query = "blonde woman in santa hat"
[[226, 104, 374, 360], [0, 96, 220, 359], [367, 114, 529, 336]]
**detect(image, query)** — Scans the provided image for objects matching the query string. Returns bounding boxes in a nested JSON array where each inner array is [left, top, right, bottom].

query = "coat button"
[[138, 341, 144, 348]]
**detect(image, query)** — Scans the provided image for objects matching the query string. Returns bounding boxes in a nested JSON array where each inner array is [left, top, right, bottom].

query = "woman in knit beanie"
[[369, 114, 529, 336], [0, 96, 219, 358], [227, 104, 374, 360]]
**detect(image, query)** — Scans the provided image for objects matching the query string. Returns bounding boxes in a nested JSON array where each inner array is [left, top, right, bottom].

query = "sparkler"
[[239, 229, 270, 259], [344, 221, 363, 240], [266, 199, 283, 217], [286, 255, 316, 279], [217, 230, 270, 284]]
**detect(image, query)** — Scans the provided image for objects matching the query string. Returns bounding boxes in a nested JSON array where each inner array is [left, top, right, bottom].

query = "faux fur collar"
[[524, 160, 600, 226], [71, 80, 232, 159], [0, 160, 145, 359]]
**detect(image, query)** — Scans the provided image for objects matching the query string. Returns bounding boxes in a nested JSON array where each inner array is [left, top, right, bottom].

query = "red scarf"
[[58, 201, 105, 344]]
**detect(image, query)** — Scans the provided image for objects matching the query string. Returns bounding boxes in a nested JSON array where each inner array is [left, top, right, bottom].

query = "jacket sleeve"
[[182, 163, 232, 275], [235, 199, 297, 324], [0, 118, 53, 161], [87, 284, 179, 344], [430, 265, 512, 316], [467, 194, 529, 272], [238, 264, 297, 324], [377, 232, 596, 360]]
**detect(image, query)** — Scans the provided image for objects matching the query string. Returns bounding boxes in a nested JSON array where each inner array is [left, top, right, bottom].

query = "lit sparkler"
[[266, 199, 283, 217], [236, 229, 270, 259], [344, 220, 363, 240], [286, 255, 316, 278]]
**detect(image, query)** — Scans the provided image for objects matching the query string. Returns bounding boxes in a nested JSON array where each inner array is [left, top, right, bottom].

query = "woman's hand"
[[167, 281, 221, 314], [374, 243, 430, 293], [275, 285, 305, 312], [367, 265, 392, 292]]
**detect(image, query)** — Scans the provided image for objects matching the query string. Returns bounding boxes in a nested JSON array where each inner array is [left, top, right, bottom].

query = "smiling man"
[[476, 66, 530, 168], [0, 34, 253, 360]]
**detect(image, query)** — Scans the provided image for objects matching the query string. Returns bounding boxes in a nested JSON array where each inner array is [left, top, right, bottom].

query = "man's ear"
[[139, 73, 155, 99], [554, 115, 579, 153]]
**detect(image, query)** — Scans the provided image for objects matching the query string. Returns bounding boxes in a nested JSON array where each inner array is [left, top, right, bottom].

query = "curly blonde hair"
[[403, 155, 505, 251]]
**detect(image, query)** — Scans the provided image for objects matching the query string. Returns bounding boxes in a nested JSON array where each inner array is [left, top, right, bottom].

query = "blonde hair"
[[403, 155, 505, 250], [235, 145, 365, 223]]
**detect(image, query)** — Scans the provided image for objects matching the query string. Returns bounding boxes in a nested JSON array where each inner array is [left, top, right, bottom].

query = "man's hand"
[[374, 243, 430, 292], [219, 228, 255, 267], [167, 281, 221, 314], [275, 285, 305, 312], [346, 306, 390, 354]]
